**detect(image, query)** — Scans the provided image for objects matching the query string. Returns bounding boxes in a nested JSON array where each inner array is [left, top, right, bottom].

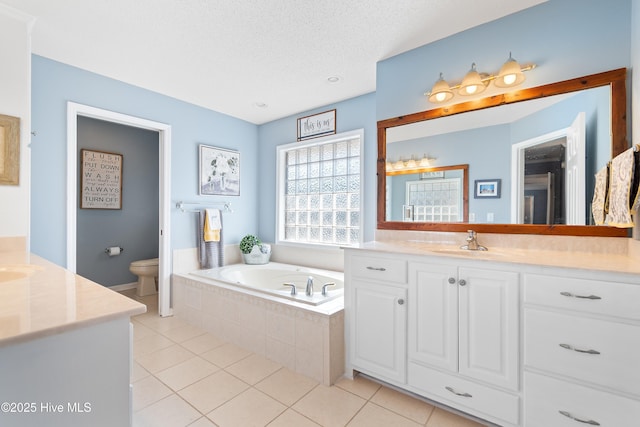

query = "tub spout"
[[306, 276, 314, 296]]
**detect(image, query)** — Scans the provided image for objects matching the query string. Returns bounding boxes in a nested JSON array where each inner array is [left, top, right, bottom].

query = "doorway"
[[66, 102, 172, 316]]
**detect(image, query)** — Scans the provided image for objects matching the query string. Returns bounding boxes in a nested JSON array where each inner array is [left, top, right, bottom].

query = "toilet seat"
[[130, 258, 159, 268]]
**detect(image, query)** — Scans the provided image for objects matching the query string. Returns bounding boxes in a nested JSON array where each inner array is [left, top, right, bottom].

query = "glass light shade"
[[385, 162, 393, 172], [419, 156, 431, 167], [458, 63, 487, 96], [405, 157, 417, 169], [495, 54, 525, 88], [428, 74, 454, 103], [393, 159, 405, 170]]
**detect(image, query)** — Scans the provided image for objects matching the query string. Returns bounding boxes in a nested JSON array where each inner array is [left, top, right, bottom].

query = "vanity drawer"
[[524, 372, 640, 427], [523, 274, 640, 320], [349, 254, 407, 284], [408, 362, 519, 425], [524, 309, 640, 395]]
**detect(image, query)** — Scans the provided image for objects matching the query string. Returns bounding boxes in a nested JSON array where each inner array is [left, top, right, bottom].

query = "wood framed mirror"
[[377, 68, 628, 237]]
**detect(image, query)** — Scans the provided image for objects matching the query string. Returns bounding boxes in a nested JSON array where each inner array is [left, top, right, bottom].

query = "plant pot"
[[242, 244, 271, 265]]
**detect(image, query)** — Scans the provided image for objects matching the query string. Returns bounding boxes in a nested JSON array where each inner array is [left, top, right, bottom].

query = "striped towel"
[[199, 210, 224, 269]]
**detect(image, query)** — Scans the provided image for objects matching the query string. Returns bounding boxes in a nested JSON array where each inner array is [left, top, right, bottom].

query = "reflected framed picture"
[[474, 179, 501, 198], [199, 145, 240, 196]]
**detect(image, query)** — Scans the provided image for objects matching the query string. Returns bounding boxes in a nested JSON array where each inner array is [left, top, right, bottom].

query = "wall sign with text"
[[80, 149, 123, 209], [297, 109, 336, 141]]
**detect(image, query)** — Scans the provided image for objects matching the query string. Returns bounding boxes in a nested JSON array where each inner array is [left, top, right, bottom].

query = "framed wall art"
[[474, 179, 501, 199], [0, 114, 20, 185], [80, 149, 123, 209], [199, 145, 240, 196], [297, 109, 336, 141]]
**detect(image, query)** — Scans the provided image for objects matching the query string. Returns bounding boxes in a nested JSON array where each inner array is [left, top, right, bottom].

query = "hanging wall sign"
[[297, 109, 336, 141], [80, 149, 123, 209]]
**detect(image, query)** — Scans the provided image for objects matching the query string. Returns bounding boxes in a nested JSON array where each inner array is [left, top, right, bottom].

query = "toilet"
[[129, 258, 159, 297]]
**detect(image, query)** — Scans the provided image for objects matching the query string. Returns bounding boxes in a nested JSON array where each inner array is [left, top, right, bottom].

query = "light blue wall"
[[377, 0, 631, 121], [256, 93, 377, 244], [31, 55, 258, 266]]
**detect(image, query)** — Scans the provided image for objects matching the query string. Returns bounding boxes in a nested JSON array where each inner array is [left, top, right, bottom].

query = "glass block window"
[[405, 178, 461, 222], [277, 130, 363, 247]]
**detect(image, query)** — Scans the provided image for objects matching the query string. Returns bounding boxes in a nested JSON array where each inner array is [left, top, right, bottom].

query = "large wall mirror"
[[377, 68, 628, 237]]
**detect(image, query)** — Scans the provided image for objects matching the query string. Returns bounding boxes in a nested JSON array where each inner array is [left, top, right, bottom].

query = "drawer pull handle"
[[366, 266, 387, 271], [445, 386, 472, 398], [559, 410, 600, 425], [559, 343, 601, 355], [560, 291, 602, 300]]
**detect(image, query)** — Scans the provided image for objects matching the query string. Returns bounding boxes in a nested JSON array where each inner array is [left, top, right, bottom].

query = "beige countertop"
[[0, 251, 146, 347], [353, 240, 640, 276]]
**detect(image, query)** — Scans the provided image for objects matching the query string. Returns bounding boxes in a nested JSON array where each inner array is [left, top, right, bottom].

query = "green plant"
[[239, 234, 261, 254]]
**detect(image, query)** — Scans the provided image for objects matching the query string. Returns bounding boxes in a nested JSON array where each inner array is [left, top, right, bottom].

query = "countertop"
[[352, 240, 640, 276], [0, 251, 146, 347]]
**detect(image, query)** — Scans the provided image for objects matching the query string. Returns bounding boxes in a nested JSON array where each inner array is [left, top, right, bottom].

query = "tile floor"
[[123, 290, 488, 427]]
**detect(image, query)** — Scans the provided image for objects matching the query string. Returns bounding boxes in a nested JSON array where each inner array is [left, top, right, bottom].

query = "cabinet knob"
[[458, 279, 467, 286], [397, 299, 405, 305], [448, 277, 456, 284]]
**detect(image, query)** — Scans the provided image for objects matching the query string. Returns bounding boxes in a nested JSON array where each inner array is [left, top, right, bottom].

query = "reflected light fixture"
[[425, 53, 536, 103], [387, 154, 436, 172]]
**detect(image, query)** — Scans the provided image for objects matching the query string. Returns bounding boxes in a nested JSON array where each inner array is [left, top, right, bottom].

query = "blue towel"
[[198, 210, 224, 269]]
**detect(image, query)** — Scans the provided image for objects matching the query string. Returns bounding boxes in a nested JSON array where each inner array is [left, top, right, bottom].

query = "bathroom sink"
[[0, 265, 42, 283], [431, 247, 505, 257]]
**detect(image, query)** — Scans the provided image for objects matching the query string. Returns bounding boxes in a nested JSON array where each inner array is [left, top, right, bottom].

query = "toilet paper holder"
[[105, 246, 124, 255]]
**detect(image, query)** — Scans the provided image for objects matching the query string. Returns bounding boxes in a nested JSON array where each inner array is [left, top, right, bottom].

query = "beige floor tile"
[[426, 407, 487, 427], [178, 370, 249, 414], [133, 394, 201, 427], [161, 323, 207, 343], [370, 385, 434, 424], [136, 344, 195, 374], [226, 353, 282, 385], [267, 409, 322, 427], [207, 388, 286, 427], [255, 368, 318, 406], [132, 376, 173, 412], [200, 342, 253, 368], [181, 332, 227, 354], [131, 320, 157, 342], [133, 332, 175, 358], [347, 402, 423, 427], [131, 361, 151, 383], [335, 374, 382, 400], [293, 385, 366, 426], [136, 312, 190, 332], [187, 417, 218, 427], [156, 356, 220, 391]]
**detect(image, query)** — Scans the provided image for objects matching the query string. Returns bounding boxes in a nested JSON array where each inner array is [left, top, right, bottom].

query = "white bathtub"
[[189, 262, 344, 306]]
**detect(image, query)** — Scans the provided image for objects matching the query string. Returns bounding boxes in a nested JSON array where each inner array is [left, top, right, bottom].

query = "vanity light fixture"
[[426, 53, 536, 103], [387, 154, 436, 172]]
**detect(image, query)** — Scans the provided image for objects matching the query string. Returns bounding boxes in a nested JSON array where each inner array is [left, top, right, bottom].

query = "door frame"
[[66, 102, 172, 316]]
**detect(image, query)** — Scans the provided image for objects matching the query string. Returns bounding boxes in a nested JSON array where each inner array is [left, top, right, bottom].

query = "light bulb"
[[502, 73, 517, 86]]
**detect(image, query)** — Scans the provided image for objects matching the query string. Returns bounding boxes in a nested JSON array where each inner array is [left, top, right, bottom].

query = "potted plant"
[[239, 234, 271, 264]]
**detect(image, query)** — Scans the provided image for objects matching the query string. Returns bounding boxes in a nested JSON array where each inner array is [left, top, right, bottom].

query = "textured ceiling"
[[2, 0, 545, 124]]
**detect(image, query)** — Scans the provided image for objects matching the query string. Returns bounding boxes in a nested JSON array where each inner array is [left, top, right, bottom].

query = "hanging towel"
[[591, 164, 609, 225], [199, 210, 224, 269], [605, 146, 636, 227], [632, 147, 640, 212], [204, 209, 222, 242]]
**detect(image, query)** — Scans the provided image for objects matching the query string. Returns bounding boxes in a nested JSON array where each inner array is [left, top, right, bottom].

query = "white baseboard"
[[109, 282, 137, 292]]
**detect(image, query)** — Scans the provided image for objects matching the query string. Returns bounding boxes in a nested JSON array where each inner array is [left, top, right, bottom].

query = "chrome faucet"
[[460, 230, 487, 251], [306, 276, 314, 296]]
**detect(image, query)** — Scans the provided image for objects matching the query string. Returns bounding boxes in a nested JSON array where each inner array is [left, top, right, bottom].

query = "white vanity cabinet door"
[[408, 262, 458, 372], [459, 267, 519, 391], [350, 278, 407, 383], [408, 262, 519, 391]]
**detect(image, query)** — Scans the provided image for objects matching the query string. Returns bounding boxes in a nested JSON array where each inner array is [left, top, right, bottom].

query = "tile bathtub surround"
[[172, 274, 345, 386], [124, 290, 488, 427]]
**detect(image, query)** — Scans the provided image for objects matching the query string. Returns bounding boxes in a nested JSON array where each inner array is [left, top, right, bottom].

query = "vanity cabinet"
[[407, 262, 519, 425], [347, 253, 408, 384], [523, 273, 640, 426]]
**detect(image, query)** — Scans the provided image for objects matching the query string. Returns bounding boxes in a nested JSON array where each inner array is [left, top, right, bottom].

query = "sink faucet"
[[460, 230, 487, 251], [306, 276, 314, 296]]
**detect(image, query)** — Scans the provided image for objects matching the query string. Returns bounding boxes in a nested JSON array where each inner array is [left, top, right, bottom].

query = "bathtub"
[[189, 262, 344, 306]]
